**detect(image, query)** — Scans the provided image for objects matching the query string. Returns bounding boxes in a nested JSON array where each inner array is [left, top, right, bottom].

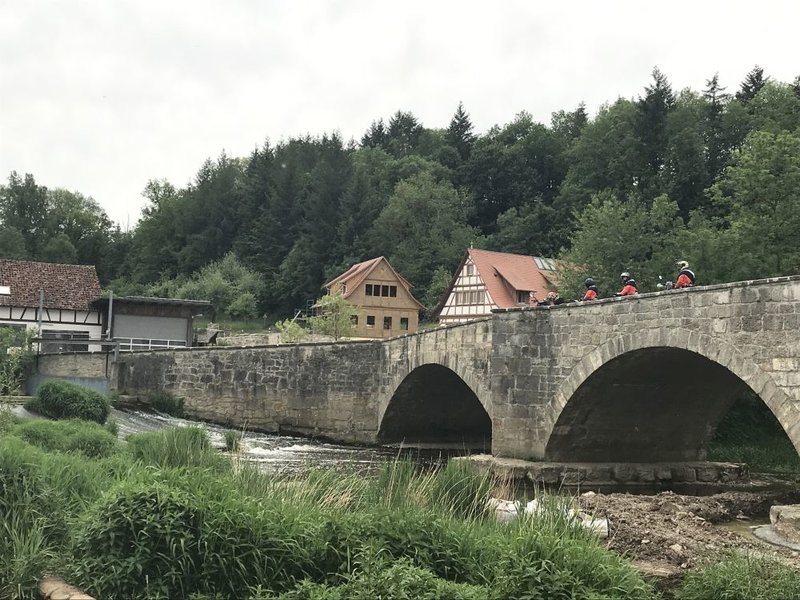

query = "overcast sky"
[[1, 1, 798, 227]]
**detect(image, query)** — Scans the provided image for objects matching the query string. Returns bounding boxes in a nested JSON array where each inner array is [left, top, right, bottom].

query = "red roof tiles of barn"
[[468, 248, 557, 309], [0, 259, 101, 310]]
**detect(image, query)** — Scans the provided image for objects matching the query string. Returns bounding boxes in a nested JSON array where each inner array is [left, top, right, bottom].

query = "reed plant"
[[676, 553, 800, 600], [127, 426, 229, 471]]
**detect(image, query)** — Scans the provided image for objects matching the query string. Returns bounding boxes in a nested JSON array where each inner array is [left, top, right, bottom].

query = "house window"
[[383, 316, 392, 329], [517, 291, 529, 304], [400, 318, 409, 331], [365, 284, 373, 296], [465, 264, 473, 276], [381, 285, 389, 297], [351, 315, 358, 326], [389, 286, 397, 297], [366, 315, 375, 328]]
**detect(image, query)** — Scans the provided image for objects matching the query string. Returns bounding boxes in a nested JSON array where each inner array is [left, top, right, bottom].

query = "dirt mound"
[[578, 488, 800, 575]]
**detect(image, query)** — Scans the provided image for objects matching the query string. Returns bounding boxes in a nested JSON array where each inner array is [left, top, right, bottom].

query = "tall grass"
[[127, 426, 229, 471], [676, 553, 800, 600], [0, 422, 656, 600]]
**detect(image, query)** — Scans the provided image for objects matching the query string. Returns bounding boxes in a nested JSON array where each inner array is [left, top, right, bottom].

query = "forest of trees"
[[2, 66, 800, 320]]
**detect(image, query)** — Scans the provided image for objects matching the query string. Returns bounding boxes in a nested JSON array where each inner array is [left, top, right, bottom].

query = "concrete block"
[[771, 505, 800, 544]]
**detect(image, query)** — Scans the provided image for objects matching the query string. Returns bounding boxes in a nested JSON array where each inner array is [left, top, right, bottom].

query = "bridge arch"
[[377, 363, 491, 448], [545, 329, 800, 462]]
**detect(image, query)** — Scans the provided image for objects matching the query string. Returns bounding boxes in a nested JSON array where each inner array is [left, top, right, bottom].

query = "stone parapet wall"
[[113, 341, 384, 443]]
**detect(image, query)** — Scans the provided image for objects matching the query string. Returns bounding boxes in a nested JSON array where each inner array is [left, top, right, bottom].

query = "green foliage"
[[127, 426, 228, 471], [224, 429, 243, 452], [0, 225, 27, 259], [676, 553, 800, 600], [708, 394, 800, 473], [12, 419, 120, 459], [308, 294, 358, 340], [707, 129, 800, 277], [0, 327, 34, 395], [28, 380, 110, 424], [560, 192, 686, 299], [275, 319, 309, 343], [149, 390, 185, 417], [258, 556, 490, 600]]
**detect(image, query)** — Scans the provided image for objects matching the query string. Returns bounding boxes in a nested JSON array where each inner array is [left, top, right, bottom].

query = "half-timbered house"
[[434, 248, 559, 325], [0, 259, 103, 351]]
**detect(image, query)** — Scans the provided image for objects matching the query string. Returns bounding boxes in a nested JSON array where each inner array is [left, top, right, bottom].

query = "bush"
[[12, 419, 120, 458], [258, 557, 490, 600], [68, 477, 327, 600], [28, 380, 110, 424], [149, 390, 185, 418], [676, 553, 800, 600], [127, 426, 228, 471], [224, 429, 243, 452]]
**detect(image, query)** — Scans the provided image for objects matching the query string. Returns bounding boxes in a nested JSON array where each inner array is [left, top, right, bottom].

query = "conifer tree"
[[445, 102, 477, 161], [736, 65, 769, 104]]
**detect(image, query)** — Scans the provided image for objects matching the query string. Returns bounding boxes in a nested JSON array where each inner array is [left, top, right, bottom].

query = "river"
[[6, 403, 465, 474]]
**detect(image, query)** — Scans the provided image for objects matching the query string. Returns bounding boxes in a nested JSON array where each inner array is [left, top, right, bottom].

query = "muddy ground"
[[577, 485, 800, 591]]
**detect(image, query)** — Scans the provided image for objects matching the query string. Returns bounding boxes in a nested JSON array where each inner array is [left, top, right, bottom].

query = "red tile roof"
[[0, 259, 101, 310], [468, 248, 558, 309]]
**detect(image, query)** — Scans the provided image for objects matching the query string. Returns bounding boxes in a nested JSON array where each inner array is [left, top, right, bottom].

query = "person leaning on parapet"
[[675, 260, 696, 289], [582, 278, 599, 301], [615, 272, 638, 296]]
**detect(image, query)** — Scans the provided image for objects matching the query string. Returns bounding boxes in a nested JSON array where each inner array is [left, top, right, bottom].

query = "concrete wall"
[[28, 352, 112, 395]]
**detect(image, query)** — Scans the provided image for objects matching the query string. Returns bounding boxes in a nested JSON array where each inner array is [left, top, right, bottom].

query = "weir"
[[30, 275, 800, 478]]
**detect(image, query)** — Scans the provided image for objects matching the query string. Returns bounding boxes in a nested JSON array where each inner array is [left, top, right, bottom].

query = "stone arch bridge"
[[36, 276, 800, 463]]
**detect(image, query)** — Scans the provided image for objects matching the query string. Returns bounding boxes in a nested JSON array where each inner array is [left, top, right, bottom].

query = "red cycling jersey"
[[582, 289, 598, 301], [675, 273, 694, 289], [617, 284, 637, 296]]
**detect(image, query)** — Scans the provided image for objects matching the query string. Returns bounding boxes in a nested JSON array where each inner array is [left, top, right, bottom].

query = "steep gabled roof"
[[324, 256, 424, 309], [0, 259, 101, 310], [433, 249, 560, 318], [469, 249, 557, 308]]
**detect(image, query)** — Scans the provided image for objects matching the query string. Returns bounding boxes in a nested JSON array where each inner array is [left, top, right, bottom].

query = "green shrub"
[[28, 380, 110, 424], [149, 390, 185, 418], [12, 419, 120, 459], [127, 426, 228, 471], [224, 429, 243, 452], [68, 477, 327, 600], [676, 553, 800, 600], [258, 557, 490, 600]]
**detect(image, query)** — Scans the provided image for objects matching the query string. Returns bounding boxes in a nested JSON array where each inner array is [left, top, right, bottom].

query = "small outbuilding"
[[90, 295, 211, 351]]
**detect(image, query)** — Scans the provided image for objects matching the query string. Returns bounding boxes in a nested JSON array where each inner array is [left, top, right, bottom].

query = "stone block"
[[770, 505, 800, 544], [670, 466, 697, 482]]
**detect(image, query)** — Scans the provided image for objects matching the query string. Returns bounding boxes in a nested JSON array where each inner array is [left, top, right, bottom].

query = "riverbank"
[[578, 488, 800, 590]]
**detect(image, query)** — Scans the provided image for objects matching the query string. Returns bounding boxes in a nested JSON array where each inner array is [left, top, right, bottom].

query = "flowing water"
[[104, 407, 468, 474]]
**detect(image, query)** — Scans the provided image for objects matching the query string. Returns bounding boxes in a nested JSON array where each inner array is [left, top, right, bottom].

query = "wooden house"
[[324, 257, 424, 339], [434, 248, 559, 324]]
